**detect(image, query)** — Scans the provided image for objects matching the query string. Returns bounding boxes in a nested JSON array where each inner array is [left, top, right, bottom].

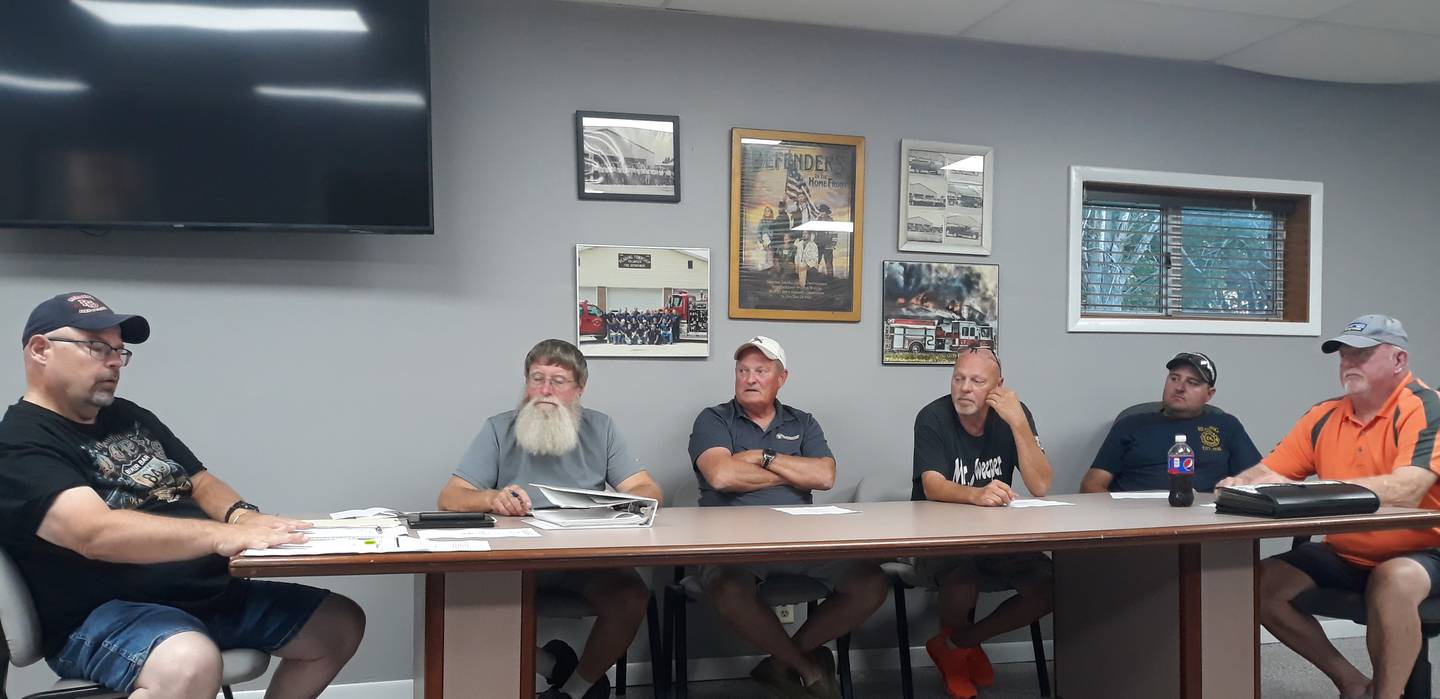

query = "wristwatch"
[[761, 448, 777, 470], [225, 500, 260, 524]]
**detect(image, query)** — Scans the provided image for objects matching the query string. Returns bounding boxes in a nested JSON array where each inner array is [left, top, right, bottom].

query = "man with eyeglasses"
[[1079, 352, 1261, 494], [911, 345, 1053, 699], [688, 336, 888, 699], [438, 338, 662, 699], [0, 292, 365, 698]]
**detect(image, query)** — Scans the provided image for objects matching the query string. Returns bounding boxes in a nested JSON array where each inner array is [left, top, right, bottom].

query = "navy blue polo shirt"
[[687, 399, 833, 507], [1091, 408, 1262, 492]]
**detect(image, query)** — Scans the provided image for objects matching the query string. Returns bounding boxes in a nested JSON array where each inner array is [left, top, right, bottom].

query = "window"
[[1068, 167, 1322, 336]]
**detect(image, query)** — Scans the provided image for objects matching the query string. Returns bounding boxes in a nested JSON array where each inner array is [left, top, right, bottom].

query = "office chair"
[[0, 549, 269, 699], [853, 475, 1051, 698]]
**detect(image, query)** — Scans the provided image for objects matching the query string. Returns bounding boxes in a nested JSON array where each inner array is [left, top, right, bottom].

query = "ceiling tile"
[[1219, 22, 1440, 83], [962, 0, 1299, 61], [668, 0, 1011, 36], [1321, 0, 1440, 36], [1133, 0, 1353, 20]]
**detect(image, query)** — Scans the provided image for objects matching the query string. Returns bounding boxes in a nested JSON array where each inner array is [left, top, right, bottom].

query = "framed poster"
[[729, 128, 864, 321], [881, 260, 998, 365], [576, 244, 709, 358], [575, 111, 679, 203], [898, 140, 993, 255]]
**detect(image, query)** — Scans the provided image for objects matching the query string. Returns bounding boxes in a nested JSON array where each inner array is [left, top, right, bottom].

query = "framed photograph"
[[575, 111, 679, 203], [881, 260, 998, 365], [898, 140, 993, 255], [576, 244, 709, 358], [729, 129, 864, 321]]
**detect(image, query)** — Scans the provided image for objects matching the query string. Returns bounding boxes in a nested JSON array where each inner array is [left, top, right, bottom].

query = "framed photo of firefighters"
[[881, 260, 998, 365], [729, 128, 864, 321], [898, 140, 993, 256], [575, 111, 680, 203], [575, 244, 710, 358]]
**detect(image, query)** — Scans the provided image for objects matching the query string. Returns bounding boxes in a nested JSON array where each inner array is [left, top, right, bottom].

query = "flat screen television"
[[0, 0, 433, 234]]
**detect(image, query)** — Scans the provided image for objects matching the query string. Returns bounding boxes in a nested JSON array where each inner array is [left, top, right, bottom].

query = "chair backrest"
[[1113, 401, 1226, 424], [0, 548, 43, 667], [853, 474, 911, 503]]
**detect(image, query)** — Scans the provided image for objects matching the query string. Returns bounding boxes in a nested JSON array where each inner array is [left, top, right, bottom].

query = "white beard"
[[514, 397, 582, 456]]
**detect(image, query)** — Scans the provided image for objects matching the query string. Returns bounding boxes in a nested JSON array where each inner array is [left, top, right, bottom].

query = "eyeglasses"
[[958, 345, 1001, 371], [526, 373, 576, 389], [46, 337, 133, 367]]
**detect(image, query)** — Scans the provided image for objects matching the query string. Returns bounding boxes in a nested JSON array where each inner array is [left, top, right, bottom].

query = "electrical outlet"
[[775, 604, 795, 624]]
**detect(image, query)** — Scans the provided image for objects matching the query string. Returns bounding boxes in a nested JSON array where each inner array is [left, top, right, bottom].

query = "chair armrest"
[[23, 685, 118, 699], [1291, 535, 1312, 550]]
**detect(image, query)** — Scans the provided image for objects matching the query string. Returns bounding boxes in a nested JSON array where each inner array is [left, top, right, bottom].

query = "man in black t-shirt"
[[0, 292, 365, 697], [1080, 352, 1261, 493], [910, 347, 1054, 699]]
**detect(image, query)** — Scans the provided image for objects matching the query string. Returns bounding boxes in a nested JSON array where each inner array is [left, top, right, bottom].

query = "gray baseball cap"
[[1321, 314, 1408, 354]]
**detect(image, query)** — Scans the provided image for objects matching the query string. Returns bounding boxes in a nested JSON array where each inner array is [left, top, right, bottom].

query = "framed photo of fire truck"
[[575, 111, 680, 203], [898, 140, 993, 256], [729, 128, 864, 322], [881, 260, 998, 365], [576, 244, 710, 358]]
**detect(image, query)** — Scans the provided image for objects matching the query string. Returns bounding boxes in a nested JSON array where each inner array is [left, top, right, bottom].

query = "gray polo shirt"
[[687, 399, 833, 507], [453, 408, 646, 505]]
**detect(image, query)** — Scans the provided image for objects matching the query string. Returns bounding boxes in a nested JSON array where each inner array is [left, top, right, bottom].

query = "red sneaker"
[[925, 633, 977, 699], [964, 645, 995, 687]]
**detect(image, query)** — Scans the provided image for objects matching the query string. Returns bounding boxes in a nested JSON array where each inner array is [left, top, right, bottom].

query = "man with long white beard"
[[437, 339, 663, 699]]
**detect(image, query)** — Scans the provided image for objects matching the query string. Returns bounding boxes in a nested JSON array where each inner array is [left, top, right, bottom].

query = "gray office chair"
[[536, 587, 666, 696], [854, 475, 1050, 698], [0, 549, 270, 699], [1287, 537, 1440, 699]]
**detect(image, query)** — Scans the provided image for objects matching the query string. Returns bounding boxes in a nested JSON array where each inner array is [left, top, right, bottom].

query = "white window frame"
[[1067, 166, 1323, 336]]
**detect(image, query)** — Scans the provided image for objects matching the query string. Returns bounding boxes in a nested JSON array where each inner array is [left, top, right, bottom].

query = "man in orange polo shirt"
[[1218, 314, 1439, 699]]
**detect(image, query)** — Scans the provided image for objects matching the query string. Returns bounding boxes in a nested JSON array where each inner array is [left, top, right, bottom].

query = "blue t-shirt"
[[687, 399, 833, 507], [1090, 409, 1262, 492]]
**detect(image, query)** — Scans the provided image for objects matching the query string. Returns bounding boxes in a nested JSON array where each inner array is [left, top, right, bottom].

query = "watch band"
[[225, 500, 260, 524], [762, 448, 777, 470]]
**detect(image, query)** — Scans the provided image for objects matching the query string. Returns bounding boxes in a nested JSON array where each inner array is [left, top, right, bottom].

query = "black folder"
[[1215, 481, 1379, 518]]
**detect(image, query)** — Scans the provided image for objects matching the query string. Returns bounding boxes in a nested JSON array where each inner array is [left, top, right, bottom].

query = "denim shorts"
[[47, 580, 330, 693]]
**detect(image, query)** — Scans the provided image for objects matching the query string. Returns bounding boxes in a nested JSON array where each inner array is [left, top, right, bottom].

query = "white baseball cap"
[[734, 335, 787, 370]]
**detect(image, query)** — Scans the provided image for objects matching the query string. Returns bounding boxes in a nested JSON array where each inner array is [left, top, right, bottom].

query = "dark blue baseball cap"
[[21, 292, 150, 347]]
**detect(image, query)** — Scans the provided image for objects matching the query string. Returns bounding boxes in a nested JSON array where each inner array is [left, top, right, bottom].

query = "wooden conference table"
[[231, 494, 1440, 699]]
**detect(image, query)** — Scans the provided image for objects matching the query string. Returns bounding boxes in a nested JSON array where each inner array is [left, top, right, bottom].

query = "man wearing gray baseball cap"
[[1219, 314, 1439, 699]]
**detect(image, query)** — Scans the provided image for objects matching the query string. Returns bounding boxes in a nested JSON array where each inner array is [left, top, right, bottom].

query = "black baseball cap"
[[21, 292, 150, 347], [1166, 351, 1217, 386]]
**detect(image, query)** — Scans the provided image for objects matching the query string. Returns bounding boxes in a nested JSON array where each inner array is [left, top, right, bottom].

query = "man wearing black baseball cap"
[[1081, 351, 1262, 494], [0, 293, 365, 697], [1220, 314, 1440, 699]]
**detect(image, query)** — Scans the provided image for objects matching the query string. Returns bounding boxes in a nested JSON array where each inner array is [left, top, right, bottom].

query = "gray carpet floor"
[[613, 637, 1431, 697]]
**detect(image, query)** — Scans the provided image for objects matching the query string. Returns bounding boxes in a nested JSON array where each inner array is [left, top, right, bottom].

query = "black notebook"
[[1215, 481, 1379, 518]]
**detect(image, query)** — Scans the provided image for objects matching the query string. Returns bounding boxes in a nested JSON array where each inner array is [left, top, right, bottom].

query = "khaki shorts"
[[700, 559, 877, 593], [913, 552, 1053, 592]]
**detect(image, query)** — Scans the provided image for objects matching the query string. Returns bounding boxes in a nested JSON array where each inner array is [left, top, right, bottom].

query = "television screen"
[[0, 0, 432, 233]]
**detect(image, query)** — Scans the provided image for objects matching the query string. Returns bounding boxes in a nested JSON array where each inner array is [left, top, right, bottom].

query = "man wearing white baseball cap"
[[687, 336, 887, 699], [1220, 314, 1439, 699]]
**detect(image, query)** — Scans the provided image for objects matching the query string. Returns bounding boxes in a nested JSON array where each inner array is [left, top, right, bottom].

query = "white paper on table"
[[302, 526, 388, 539], [1007, 499, 1074, 508], [415, 528, 541, 540], [329, 507, 401, 519], [241, 539, 380, 557], [1109, 492, 1171, 499], [523, 518, 564, 530], [1200, 502, 1217, 509], [773, 506, 859, 515], [305, 517, 403, 529], [393, 536, 492, 553]]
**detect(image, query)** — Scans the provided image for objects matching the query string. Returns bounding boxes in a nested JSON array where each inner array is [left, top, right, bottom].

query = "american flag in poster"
[[785, 162, 819, 222]]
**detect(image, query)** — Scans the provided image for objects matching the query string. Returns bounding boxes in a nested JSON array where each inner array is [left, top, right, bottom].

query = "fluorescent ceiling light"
[[0, 71, 89, 93], [741, 138, 782, 145], [72, 1, 368, 33], [255, 85, 426, 108], [583, 117, 672, 132], [793, 221, 854, 233], [942, 155, 985, 172]]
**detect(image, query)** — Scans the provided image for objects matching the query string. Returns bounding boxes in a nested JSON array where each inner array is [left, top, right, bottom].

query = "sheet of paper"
[[523, 518, 564, 530], [773, 506, 859, 515], [329, 507, 400, 520], [302, 526, 387, 539], [241, 539, 380, 557], [1008, 499, 1074, 508], [305, 517, 403, 529], [1109, 492, 1170, 499], [393, 536, 492, 553], [415, 528, 541, 540]]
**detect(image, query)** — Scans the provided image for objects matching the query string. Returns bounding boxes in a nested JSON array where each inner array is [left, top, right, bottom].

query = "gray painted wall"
[[2, 0, 1437, 690]]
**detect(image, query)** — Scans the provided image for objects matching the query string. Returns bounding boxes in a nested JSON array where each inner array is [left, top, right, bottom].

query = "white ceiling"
[[565, 0, 1440, 84]]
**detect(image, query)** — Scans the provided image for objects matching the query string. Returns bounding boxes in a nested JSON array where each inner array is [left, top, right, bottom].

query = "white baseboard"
[[229, 620, 1366, 699]]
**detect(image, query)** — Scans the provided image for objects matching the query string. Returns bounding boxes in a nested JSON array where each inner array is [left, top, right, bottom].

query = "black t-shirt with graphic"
[[911, 394, 1040, 501], [0, 398, 230, 657]]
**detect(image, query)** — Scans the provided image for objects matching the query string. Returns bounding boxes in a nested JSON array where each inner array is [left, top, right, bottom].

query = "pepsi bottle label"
[[1167, 456, 1195, 475]]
